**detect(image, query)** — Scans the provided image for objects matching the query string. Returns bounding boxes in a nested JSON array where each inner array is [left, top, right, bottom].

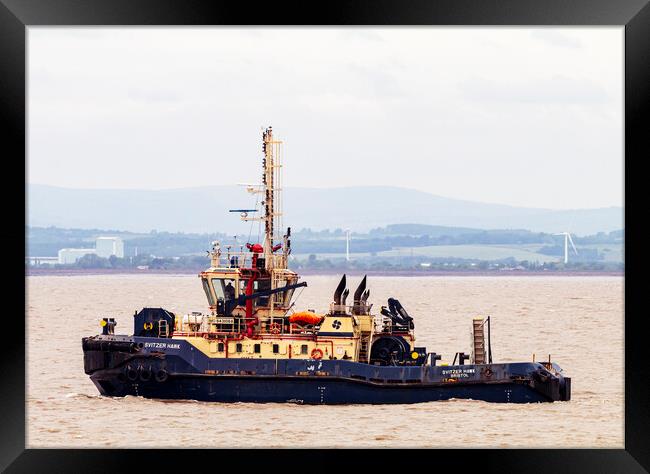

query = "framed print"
[[3, 0, 649, 472]]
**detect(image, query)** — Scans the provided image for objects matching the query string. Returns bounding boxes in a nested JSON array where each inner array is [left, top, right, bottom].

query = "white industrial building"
[[95, 237, 124, 258], [26, 256, 59, 266], [58, 248, 97, 264], [57, 236, 124, 264]]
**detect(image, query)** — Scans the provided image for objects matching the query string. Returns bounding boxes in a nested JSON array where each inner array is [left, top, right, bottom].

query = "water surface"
[[26, 275, 623, 448]]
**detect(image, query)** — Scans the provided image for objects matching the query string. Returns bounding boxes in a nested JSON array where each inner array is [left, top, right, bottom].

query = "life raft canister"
[[311, 348, 323, 360], [290, 311, 324, 326]]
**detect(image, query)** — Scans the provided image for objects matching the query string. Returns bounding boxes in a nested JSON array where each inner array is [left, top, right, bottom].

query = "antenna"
[[229, 209, 258, 218]]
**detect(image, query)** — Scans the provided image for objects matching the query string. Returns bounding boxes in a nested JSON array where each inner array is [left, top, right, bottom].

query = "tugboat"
[[82, 127, 571, 404]]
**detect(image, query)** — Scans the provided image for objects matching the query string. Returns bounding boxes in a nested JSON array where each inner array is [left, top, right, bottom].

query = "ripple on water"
[[64, 392, 104, 400]]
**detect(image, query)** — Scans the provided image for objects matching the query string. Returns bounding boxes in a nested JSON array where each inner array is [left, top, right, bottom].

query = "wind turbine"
[[345, 229, 351, 262], [554, 232, 578, 264]]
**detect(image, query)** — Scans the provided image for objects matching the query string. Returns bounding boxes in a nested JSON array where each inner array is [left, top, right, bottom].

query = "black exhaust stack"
[[333, 274, 346, 305], [353, 275, 367, 306], [361, 289, 370, 303], [341, 288, 349, 306]]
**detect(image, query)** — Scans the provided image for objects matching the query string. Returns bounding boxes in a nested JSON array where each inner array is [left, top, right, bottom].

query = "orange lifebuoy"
[[269, 322, 281, 334], [311, 348, 323, 360]]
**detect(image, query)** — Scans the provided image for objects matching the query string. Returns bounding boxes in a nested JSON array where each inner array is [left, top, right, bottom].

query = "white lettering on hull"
[[440, 368, 476, 378], [144, 342, 181, 350]]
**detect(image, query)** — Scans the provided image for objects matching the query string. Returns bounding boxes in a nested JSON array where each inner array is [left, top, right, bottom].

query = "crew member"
[[224, 281, 235, 301]]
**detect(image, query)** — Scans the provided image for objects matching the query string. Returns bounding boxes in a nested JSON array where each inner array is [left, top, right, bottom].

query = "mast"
[[262, 127, 283, 270], [242, 126, 284, 271]]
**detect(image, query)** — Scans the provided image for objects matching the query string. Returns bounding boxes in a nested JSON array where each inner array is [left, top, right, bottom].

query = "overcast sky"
[[28, 27, 623, 209]]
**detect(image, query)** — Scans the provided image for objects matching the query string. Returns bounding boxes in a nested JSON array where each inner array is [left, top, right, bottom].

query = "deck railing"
[[176, 314, 320, 337], [210, 250, 289, 271]]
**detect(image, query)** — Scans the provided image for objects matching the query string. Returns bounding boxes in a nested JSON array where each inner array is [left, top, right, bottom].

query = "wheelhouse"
[[200, 269, 298, 316]]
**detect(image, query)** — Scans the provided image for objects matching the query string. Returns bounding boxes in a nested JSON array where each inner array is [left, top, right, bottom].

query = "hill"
[[28, 184, 623, 236]]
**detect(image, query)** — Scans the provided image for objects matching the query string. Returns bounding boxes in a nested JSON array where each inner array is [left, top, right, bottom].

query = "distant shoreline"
[[25, 267, 623, 277]]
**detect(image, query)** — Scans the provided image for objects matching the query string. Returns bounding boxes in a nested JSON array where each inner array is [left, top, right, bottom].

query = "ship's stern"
[[82, 335, 142, 396]]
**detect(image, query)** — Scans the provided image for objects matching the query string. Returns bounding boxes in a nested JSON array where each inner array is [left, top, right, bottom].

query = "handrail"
[[330, 303, 372, 315], [224, 251, 250, 268], [206, 250, 293, 271], [178, 314, 325, 337]]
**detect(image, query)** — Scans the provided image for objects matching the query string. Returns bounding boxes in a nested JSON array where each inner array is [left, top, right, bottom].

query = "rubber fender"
[[155, 369, 169, 383], [126, 366, 138, 381], [139, 366, 152, 382]]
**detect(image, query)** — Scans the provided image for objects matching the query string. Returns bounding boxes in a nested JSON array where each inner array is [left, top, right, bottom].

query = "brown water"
[[26, 275, 623, 448]]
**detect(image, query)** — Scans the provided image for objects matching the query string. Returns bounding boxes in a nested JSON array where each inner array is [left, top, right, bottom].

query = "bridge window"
[[212, 278, 237, 301], [211, 278, 224, 299], [273, 344, 279, 354], [201, 278, 215, 306], [256, 279, 271, 306], [236, 343, 243, 353], [254, 344, 261, 354], [301, 344, 308, 355], [217, 343, 224, 352]]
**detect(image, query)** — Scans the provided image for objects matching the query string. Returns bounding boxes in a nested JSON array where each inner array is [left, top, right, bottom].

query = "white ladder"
[[159, 319, 169, 338]]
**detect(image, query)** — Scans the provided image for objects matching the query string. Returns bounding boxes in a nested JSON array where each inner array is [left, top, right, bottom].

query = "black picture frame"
[[4, 0, 648, 472]]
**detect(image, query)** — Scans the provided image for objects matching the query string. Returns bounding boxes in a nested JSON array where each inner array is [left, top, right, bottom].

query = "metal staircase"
[[358, 334, 372, 363], [472, 317, 486, 364]]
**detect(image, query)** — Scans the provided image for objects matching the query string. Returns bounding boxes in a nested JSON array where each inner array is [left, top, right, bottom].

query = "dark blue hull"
[[83, 335, 571, 404], [92, 373, 551, 404]]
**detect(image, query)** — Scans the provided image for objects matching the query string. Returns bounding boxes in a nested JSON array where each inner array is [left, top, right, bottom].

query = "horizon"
[[28, 182, 622, 212], [26, 222, 625, 235]]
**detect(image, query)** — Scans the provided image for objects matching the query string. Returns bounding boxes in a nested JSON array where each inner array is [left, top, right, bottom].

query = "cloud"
[[337, 29, 385, 42], [459, 75, 609, 104], [126, 88, 182, 103], [530, 30, 582, 49], [345, 63, 405, 98]]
